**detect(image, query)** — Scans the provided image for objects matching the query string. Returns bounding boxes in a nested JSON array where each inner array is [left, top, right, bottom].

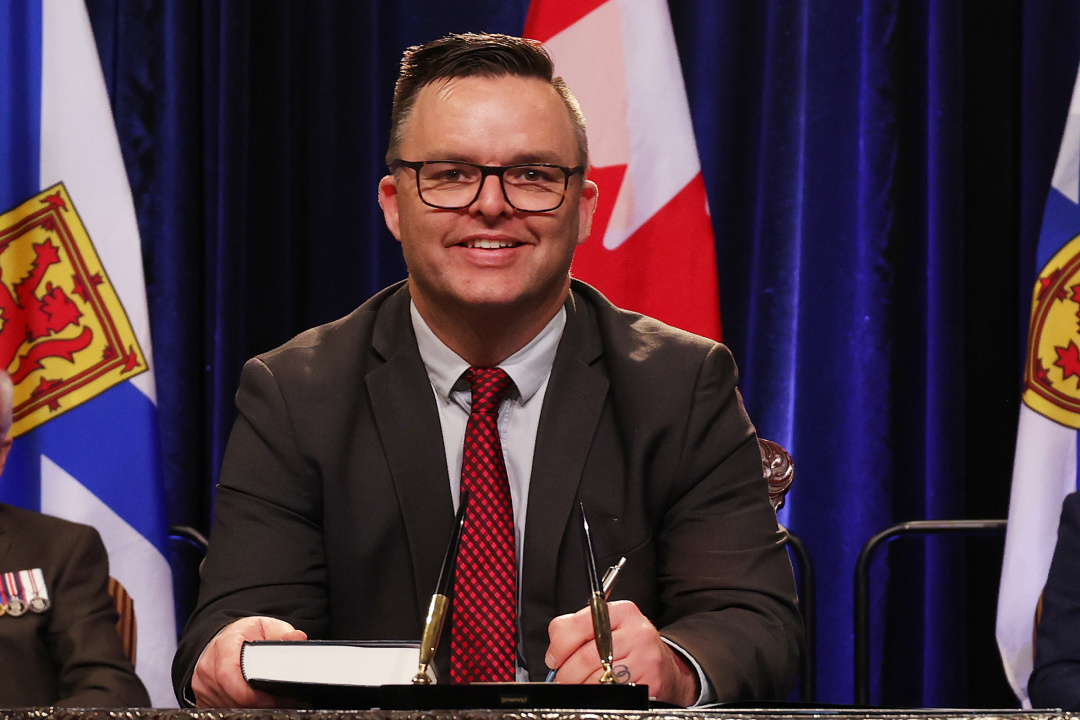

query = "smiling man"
[[173, 33, 803, 709]]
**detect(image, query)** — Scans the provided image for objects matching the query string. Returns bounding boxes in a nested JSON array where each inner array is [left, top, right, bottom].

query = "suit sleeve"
[[48, 525, 150, 707], [1030, 492, 1080, 711], [657, 343, 804, 702], [172, 357, 330, 703]]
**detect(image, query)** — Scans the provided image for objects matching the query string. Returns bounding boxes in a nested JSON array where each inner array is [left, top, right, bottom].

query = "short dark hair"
[[386, 32, 588, 166]]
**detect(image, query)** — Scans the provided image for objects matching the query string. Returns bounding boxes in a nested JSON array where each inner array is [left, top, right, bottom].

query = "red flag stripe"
[[572, 173, 720, 340], [526, 0, 722, 340], [524, 0, 609, 43]]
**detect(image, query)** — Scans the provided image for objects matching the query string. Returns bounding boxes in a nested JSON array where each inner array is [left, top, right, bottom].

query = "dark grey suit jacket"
[[0, 503, 149, 707], [173, 280, 803, 703], [1031, 491, 1080, 710]]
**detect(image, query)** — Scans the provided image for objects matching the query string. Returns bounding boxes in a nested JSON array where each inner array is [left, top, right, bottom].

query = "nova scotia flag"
[[997, 58, 1080, 707], [0, 0, 176, 705]]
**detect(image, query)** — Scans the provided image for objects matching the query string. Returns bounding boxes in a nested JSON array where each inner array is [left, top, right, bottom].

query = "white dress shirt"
[[410, 301, 564, 567]]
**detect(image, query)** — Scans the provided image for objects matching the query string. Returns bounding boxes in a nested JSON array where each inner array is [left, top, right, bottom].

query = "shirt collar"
[[411, 301, 566, 406]]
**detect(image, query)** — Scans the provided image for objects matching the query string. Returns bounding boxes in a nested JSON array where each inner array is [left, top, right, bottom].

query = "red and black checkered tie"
[[450, 367, 517, 683]]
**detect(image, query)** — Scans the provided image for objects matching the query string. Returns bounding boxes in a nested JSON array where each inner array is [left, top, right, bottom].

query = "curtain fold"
[[882, 0, 967, 704]]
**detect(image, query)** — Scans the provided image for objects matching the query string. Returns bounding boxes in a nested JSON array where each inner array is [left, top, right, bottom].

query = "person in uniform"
[[0, 371, 150, 707]]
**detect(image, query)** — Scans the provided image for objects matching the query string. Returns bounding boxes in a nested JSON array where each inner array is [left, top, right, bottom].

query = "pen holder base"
[[379, 682, 650, 710]]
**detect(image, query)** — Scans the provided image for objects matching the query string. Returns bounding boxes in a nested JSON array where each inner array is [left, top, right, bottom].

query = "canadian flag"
[[525, 0, 721, 340]]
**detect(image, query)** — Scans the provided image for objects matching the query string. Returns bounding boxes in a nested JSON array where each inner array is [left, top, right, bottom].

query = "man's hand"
[[546, 600, 699, 706], [191, 616, 308, 708]]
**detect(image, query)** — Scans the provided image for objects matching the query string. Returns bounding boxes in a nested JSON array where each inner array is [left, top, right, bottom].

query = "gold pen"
[[580, 504, 618, 685], [544, 555, 624, 683], [413, 490, 470, 684]]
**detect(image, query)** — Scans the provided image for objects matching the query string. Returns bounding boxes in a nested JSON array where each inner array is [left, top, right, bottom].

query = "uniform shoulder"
[[0, 504, 99, 545]]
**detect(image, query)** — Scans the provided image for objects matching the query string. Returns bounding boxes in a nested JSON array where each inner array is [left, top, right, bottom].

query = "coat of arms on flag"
[[1024, 233, 1080, 428], [0, 182, 147, 438]]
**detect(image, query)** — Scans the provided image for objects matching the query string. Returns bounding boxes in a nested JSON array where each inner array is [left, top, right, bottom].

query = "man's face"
[[379, 74, 597, 321]]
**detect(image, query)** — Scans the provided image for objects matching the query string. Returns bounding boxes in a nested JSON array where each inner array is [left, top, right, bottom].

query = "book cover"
[[240, 639, 429, 689]]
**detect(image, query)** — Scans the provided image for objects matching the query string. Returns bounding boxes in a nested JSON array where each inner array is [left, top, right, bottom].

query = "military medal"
[[3, 573, 26, 617], [25, 569, 50, 613], [0, 582, 7, 617], [6, 596, 26, 617]]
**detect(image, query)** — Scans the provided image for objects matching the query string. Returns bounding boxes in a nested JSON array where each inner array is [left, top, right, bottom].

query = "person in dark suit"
[[0, 372, 149, 707], [174, 33, 803, 708], [1030, 491, 1080, 710]]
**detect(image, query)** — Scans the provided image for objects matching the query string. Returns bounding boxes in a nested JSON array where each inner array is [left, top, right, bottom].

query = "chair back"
[[759, 438, 795, 512], [107, 576, 137, 665]]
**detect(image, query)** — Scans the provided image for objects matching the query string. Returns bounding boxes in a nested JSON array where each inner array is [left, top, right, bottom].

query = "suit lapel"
[[520, 289, 608, 674], [365, 285, 457, 616]]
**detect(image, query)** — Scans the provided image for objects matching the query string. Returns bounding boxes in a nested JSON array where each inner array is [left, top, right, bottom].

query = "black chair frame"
[[785, 529, 816, 702], [853, 518, 1007, 705]]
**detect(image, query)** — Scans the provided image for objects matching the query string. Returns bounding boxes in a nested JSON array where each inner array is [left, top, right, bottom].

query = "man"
[[1030, 491, 1080, 710], [0, 371, 149, 707], [173, 32, 803, 708]]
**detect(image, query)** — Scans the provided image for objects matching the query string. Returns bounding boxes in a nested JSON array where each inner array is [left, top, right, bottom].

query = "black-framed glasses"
[[390, 159, 586, 213]]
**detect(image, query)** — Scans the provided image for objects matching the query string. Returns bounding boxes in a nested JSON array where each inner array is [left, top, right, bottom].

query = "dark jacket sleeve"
[[49, 524, 150, 707], [1030, 491, 1080, 711], [172, 356, 331, 704], [652, 343, 804, 701]]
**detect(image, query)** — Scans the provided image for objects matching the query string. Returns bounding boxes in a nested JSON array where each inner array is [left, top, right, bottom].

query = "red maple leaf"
[[1039, 269, 1070, 301], [1055, 341, 1080, 381], [1034, 359, 1052, 386]]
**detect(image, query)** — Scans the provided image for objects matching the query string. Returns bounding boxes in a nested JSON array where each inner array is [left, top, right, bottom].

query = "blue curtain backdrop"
[[76, 0, 1080, 707]]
